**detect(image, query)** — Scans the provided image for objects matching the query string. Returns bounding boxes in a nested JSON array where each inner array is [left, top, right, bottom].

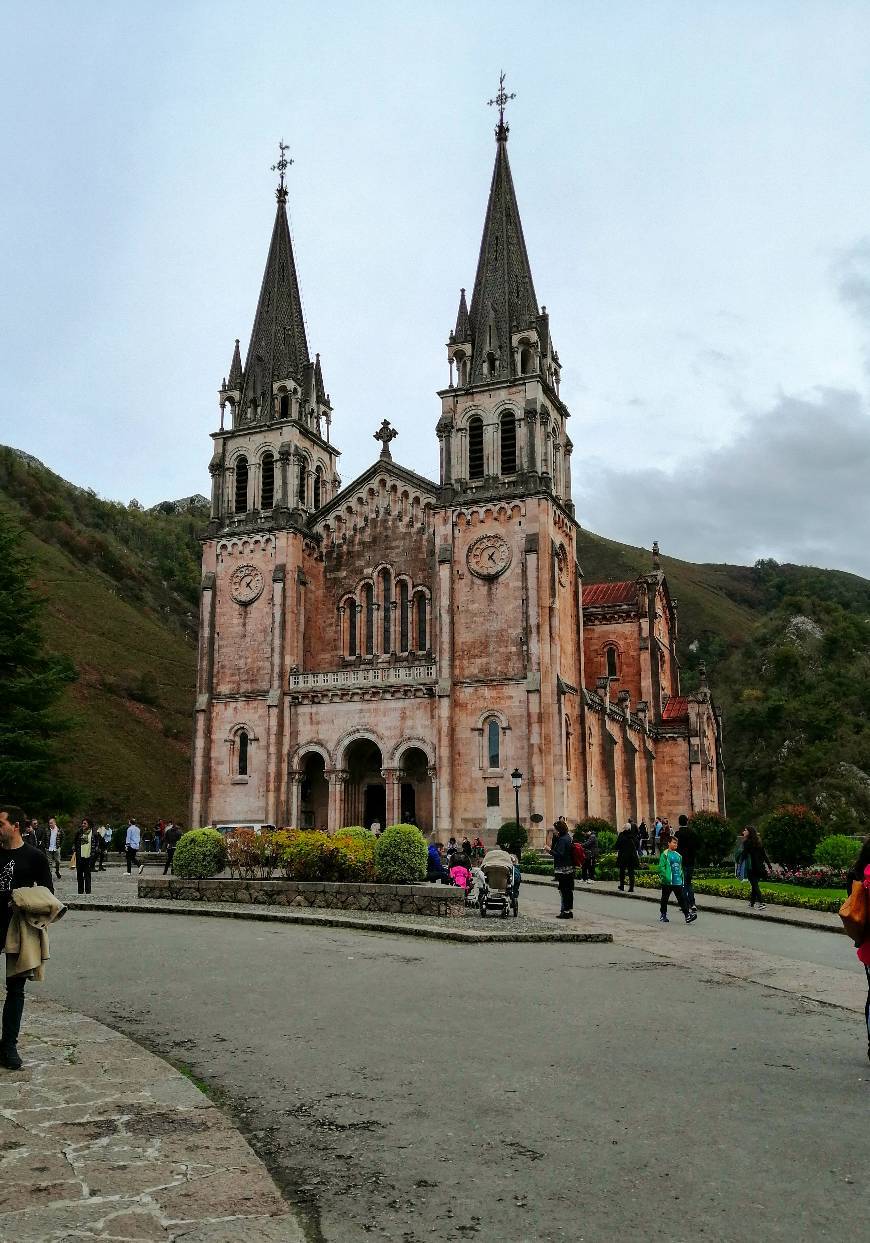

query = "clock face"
[[467, 533, 512, 580], [229, 564, 265, 606]]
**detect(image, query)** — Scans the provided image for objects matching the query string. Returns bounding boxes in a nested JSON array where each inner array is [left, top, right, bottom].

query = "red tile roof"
[[583, 581, 637, 607], [662, 696, 689, 720]]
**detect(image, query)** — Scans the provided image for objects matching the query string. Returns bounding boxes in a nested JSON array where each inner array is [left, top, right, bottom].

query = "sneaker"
[[138, 863, 144, 875], [659, 914, 669, 923], [748, 902, 755, 909], [690, 905, 697, 913], [0, 1045, 22, 1071], [686, 912, 698, 924], [756, 903, 766, 911]]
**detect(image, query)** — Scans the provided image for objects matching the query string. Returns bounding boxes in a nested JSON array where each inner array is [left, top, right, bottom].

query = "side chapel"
[[189, 96, 725, 845]]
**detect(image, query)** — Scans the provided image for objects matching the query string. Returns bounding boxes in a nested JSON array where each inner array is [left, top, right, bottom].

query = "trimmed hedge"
[[687, 811, 733, 865], [814, 835, 860, 872], [497, 821, 528, 854], [172, 828, 227, 879], [631, 872, 841, 913], [759, 804, 824, 868], [374, 823, 427, 884]]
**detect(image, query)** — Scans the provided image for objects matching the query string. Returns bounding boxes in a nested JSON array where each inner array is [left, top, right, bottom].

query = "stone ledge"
[[139, 876, 466, 917]]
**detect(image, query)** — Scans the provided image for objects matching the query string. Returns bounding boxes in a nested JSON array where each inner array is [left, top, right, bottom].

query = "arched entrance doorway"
[[398, 746, 432, 832], [298, 751, 328, 830], [344, 738, 385, 829]]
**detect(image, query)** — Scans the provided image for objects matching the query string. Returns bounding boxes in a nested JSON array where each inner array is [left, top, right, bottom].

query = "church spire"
[[467, 75, 539, 383], [453, 288, 470, 343], [227, 338, 242, 390], [237, 143, 310, 422]]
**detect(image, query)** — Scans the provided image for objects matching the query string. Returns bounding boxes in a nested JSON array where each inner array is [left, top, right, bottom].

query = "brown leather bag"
[[839, 880, 868, 943]]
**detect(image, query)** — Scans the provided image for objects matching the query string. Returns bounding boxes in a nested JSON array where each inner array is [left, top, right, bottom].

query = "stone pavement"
[[0, 995, 304, 1242]]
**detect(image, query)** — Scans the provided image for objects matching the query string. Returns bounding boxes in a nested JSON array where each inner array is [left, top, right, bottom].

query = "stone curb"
[[0, 996, 304, 1241], [63, 898, 612, 944], [521, 873, 844, 934]]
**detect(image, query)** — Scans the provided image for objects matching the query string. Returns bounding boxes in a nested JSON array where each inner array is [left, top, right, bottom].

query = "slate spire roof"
[[453, 287, 471, 342], [227, 338, 243, 390], [468, 126, 539, 379], [238, 190, 311, 417]]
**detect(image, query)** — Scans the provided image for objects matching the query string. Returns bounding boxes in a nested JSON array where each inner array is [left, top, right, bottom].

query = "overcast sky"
[[3, 1, 870, 577]]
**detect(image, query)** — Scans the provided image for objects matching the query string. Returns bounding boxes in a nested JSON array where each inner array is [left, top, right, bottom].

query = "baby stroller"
[[477, 849, 519, 918]]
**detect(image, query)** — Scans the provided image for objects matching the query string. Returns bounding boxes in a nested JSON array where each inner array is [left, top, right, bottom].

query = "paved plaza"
[[21, 871, 868, 1242]]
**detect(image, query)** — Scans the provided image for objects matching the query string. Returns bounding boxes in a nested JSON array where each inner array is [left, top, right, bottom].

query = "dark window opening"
[[234, 457, 248, 514], [416, 594, 427, 650], [260, 452, 274, 509], [364, 583, 374, 656], [487, 718, 500, 768], [520, 346, 532, 374], [399, 581, 410, 652], [348, 602, 358, 657], [606, 647, 618, 678], [238, 730, 249, 776], [298, 461, 307, 507], [381, 569, 392, 653], [468, 416, 484, 480], [313, 466, 322, 510], [486, 352, 497, 378], [279, 393, 289, 418], [486, 786, 500, 807], [500, 413, 517, 475]]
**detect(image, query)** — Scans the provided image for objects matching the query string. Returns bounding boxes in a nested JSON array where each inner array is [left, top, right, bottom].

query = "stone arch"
[[388, 736, 436, 767], [289, 739, 331, 768]]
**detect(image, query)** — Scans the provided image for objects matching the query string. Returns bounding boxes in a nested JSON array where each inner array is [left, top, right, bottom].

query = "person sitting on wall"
[[426, 841, 451, 884]]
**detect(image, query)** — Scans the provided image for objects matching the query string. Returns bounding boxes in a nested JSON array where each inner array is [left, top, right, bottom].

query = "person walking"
[[676, 814, 698, 913], [739, 827, 771, 910], [125, 818, 143, 875], [654, 817, 664, 856], [550, 819, 575, 919], [162, 822, 183, 875], [658, 835, 697, 924], [93, 824, 107, 871], [1, 803, 55, 1070], [616, 821, 639, 892], [581, 829, 598, 883], [46, 817, 62, 879], [32, 819, 48, 854], [845, 837, 870, 1062], [637, 819, 649, 856], [73, 819, 95, 895]]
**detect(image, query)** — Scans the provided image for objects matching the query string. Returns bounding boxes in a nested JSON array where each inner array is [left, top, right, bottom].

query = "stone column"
[[435, 533, 453, 835], [287, 769, 303, 829], [209, 461, 222, 520], [428, 765, 438, 837], [189, 572, 216, 828], [327, 769, 348, 834], [278, 445, 291, 507], [382, 768, 400, 826]]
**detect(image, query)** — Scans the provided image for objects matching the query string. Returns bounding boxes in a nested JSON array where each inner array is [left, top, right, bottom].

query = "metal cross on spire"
[[487, 70, 516, 142], [271, 139, 293, 202]]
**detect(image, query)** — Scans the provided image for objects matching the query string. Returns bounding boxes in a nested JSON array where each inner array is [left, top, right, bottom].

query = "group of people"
[[425, 837, 519, 899], [13, 815, 186, 895]]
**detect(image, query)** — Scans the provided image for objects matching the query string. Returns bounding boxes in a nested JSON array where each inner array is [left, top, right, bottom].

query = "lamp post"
[[511, 768, 523, 839]]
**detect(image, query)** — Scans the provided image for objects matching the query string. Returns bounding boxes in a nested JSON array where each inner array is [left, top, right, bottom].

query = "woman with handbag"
[[843, 838, 870, 1063]]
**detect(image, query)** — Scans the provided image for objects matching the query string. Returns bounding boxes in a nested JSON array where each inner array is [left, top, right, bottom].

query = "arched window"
[[500, 411, 517, 475], [279, 392, 290, 418], [520, 346, 532, 375], [260, 452, 275, 510], [234, 457, 248, 514], [381, 568, 392, 653], [298, 459, 307, 508], [399, 580, 410, 652], [313, 465, 323, 510], [468, 416, 484, 480], [486, 352, 497, 378], [606, 646, 618, 679], [238, 729, 249, 776], [416, 593, 427, 650], [364, 583, 374, 656], [565, 716, 572, 770], [486, 718, 500, 769], [348, 601, 358, 657]]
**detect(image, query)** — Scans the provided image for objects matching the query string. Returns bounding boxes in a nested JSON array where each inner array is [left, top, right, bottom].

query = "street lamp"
[[511, 768, 523, 837]]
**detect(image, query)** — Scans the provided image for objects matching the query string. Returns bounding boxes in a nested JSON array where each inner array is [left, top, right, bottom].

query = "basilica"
[[189, 102, 724, 845]]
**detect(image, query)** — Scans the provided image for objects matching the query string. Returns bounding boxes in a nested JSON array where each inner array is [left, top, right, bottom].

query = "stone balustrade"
[[290, 663, 437, 692]]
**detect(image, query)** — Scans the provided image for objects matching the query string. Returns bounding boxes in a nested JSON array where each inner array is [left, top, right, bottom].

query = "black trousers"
[[76, 856, 92, 894], [1, 974, 26, 1052], [748, 875, 763, 904], [126, 846, 138, 873], [660, 884, 690, 917], [581, 859, 596, 882], [683, 865, 695, 908], [163, 846, 175, 875], [556, 872, 574, 913], [618, 864, 635, 890], [864, 965, 870, 1042]]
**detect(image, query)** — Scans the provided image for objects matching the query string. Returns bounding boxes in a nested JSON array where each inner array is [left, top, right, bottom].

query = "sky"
[[2, 0, 870, 577]]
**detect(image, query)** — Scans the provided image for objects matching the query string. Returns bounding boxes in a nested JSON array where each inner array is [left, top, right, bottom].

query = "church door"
[[363, 783, 386, 829]]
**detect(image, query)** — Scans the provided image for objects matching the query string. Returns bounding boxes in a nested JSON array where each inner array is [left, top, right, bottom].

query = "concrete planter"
[[138, 876, 466, 918]]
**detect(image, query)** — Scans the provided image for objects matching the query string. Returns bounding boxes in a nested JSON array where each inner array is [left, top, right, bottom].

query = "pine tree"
[[0, 507, 77, 811]]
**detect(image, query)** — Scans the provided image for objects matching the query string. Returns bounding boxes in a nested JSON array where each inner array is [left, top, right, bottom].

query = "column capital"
[[326, 768, 349, 784]]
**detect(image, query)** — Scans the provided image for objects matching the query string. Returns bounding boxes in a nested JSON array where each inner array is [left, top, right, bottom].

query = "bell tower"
[[437, 75, 572, 511]]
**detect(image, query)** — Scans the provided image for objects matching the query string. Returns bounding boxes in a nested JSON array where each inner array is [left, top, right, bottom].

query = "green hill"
[[3, 445, 869, 831]]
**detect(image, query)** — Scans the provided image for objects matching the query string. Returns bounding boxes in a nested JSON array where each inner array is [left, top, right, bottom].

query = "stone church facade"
[[189, 116, 724, 845]]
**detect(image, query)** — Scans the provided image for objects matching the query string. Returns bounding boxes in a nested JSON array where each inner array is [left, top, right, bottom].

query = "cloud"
[[577, 385, 870, 577], [834, 238, 870, 325]]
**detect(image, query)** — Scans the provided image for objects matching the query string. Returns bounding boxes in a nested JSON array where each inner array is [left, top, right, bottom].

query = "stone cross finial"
[[374, 419, 398, 460], [488, 70, 516, 142], [652, 539, 661, 570]]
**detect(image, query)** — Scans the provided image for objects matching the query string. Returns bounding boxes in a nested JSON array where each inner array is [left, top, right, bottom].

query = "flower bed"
[[631, 873, 843, 913]]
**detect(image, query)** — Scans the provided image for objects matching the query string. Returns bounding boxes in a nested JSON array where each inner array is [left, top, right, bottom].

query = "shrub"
[[759, 804, 824, 868], [172, 828, 227, 878], [595, 851, 619, 880], [573, 817, 615, 843], [277, 830, 331, 880], [331, 832, 377, 882], [496, 821, 528, 854], [339, 826, 374, 841], [595, 830, 617, 854], [813, 835, 860, 872], [520, 850, 552, 874], [687, 811, 733, 865], [374, 823, 427, 884]]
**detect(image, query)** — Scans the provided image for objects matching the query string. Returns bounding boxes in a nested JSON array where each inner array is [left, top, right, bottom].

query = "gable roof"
[[661, 696, 689, 721], [583, 581, 638, 607], [311, 458, 439, 526]]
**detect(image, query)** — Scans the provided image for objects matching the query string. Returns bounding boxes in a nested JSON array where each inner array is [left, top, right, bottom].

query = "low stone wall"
[[138, 876, 466, 918]]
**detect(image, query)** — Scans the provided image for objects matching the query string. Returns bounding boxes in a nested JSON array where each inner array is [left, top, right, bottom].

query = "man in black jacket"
[[0, 804, 55, 1071], [549, 819, 575, 919], [162, 823, 183, 875], [676, 814, 698, 913], [616, 821, 639, 892]]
